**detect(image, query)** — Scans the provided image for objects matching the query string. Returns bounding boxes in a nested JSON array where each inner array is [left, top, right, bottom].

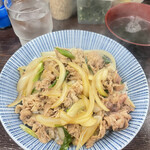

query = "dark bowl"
[[105, 2, 150, 46]]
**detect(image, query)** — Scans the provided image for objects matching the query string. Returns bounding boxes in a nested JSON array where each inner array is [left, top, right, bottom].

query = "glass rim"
[[4, 0, 49, 14]]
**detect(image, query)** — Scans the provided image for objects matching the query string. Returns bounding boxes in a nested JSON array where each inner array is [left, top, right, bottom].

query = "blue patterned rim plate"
[[0, 30, 149, 150]]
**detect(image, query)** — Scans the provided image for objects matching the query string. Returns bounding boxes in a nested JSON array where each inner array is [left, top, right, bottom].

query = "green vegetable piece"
[[49, 79, 57, 88], [103, 55, 111, 64], [87, 64, 94, 75], [85, 57, 88, 64], [85, 57, 94, 75], [20, 124, 37, 138], [48, 77, 58, 88], [31, 87, 36, 94], [66, 108, 70, 112], [31, 87, 38, 94], [64, 70, 70, 80], [60, 127, 72, 150], [33, 62, 44, 82], [103, 90, 109, 98], [56, 47, 75, 59], [104, 89, 109, 94], [55, 124, 62, 128]]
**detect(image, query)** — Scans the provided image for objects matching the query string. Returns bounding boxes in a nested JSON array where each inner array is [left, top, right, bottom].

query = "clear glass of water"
[[4, 0, 53, 45]]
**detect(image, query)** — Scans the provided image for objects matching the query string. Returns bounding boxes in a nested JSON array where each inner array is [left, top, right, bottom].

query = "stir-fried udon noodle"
[[9, 48, 135, 150]]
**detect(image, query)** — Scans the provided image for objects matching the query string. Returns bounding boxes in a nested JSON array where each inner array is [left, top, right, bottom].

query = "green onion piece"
[[33, 62, 44, 82], [85, 57, 88, 64], [55, 47, 75, 59], [48, 77, 58, 89], [31, 87, 38, 94], [87, 64, 94, 75], [31, 87, 36, 94], [20, 124, 37, 138], [104, 89, 109, 94], [64, 70, 70, 80], [59, 127, 72, 150], [85, 57, 94, 75], [103, 55, 111, 64], [55, 124, 62, 128], [49, 79, 57, 88], [66, 108, 70, 112], [103, 90, 109, 98]]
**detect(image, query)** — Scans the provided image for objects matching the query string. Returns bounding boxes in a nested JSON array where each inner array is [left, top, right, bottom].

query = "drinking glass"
[[4, 0, 53, 45]]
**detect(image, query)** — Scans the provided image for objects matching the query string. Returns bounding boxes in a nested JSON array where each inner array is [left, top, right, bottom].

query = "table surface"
[[0, 1, 150, 150]]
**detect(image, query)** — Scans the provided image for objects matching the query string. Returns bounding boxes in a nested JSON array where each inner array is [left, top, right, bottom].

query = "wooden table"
[[0, 2, 150, 150]]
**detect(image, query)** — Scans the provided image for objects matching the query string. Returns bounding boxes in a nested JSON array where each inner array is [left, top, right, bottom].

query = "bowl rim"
[[105, 2, 150, 47]]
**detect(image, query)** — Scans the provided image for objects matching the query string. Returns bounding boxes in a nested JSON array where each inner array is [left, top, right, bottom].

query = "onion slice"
[[44, 56, 66, 90], [77, 88, 94, 120], [17, 72, 32, 92], [26, 62, 43, 96], [76, 117, 101, 150], [26, 57, 43, 73], [67, 100, 85, 117], [92, 73, 109, 111], [68, 62, 89, 97], [51, 82, 68, 108], [7, 91, 23, 107], [36, 114, 64, 127], [95, 68, 108, 97]]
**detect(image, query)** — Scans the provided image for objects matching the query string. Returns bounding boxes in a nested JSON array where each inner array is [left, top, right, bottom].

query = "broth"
[[109, 16, 150, 44]]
